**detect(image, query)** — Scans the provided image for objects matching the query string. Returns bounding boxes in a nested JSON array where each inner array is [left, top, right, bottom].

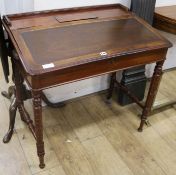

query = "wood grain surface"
[[2, 4, 171, 91], [1, 4, 172, 170], [154, 5, 176, 34]]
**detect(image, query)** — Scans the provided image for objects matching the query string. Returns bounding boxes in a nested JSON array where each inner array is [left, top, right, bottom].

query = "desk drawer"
[[27, 48, 167, 90]]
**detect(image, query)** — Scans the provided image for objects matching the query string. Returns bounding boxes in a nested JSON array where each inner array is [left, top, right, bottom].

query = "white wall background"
[[156, 0, 176, 7], [2, 0, 176, 14], [34, 0, 130, 10], [1, 0, 176, 103], [1, 0, 33, 14], [0, 0, 5, 15]]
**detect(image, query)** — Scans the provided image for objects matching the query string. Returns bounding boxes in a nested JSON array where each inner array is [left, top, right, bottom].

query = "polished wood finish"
[[6, 4, 129, 29], [138, 60, 164, 131], [1, 4, 171, 168], [32, 90, 45, 169], [20, 19, 159, 69], [154, 5, 176, 34], [12, 18, 168, 77], [107, 60, 166, 131]]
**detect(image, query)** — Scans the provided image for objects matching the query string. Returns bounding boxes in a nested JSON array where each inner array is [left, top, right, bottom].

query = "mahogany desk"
[[0, 4, 171, 168]]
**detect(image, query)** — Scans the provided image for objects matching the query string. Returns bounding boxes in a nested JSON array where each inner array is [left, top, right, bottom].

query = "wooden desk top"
[[2, 4, 171, 89], [154, 5, 176, 34]]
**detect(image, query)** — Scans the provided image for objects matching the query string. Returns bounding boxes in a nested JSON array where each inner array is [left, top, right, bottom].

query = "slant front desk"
[[1, 4, 172, 168]]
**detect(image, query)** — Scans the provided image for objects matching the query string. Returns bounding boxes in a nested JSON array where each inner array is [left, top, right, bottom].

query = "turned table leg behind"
[[107, 73, 116, 101], [3, 96, 18, 143]]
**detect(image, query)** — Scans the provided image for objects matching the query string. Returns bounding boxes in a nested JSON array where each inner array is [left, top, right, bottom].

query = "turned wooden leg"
[[32, 91, 45, 169], [107, 73, 116, 101], [15, 72, 27, 123], [3, 96, 18, 143], [138, 60, 164, 132], [18, 103, 27, 123]]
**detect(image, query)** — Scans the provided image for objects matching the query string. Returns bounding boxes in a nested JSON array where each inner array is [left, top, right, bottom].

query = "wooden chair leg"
[[138, 60, 164, 132]]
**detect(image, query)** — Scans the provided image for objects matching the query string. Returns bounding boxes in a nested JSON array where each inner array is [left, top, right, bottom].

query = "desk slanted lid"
[[3, 4, 172, 76]]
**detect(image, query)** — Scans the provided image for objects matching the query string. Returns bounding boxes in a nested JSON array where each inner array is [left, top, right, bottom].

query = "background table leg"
[[138, 60, 165, 132], [3, 96, 18, 143], [3, 61, 23, 143], [32, 90, 45, 169], [107, 73, 116, 100]]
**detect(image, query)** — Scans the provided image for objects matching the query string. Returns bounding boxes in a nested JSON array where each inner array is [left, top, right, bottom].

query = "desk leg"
[[107, 73, 116, 100], [138, 60, 164, 132], [32, 91, 45, 169]]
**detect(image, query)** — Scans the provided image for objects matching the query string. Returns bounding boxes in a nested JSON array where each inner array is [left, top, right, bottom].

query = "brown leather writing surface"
[[2, 4, 171, 78], [17, 18, 167, 75]]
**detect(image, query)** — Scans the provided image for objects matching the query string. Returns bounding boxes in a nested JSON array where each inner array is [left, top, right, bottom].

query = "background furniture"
[[154, 5, 176, 35]]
